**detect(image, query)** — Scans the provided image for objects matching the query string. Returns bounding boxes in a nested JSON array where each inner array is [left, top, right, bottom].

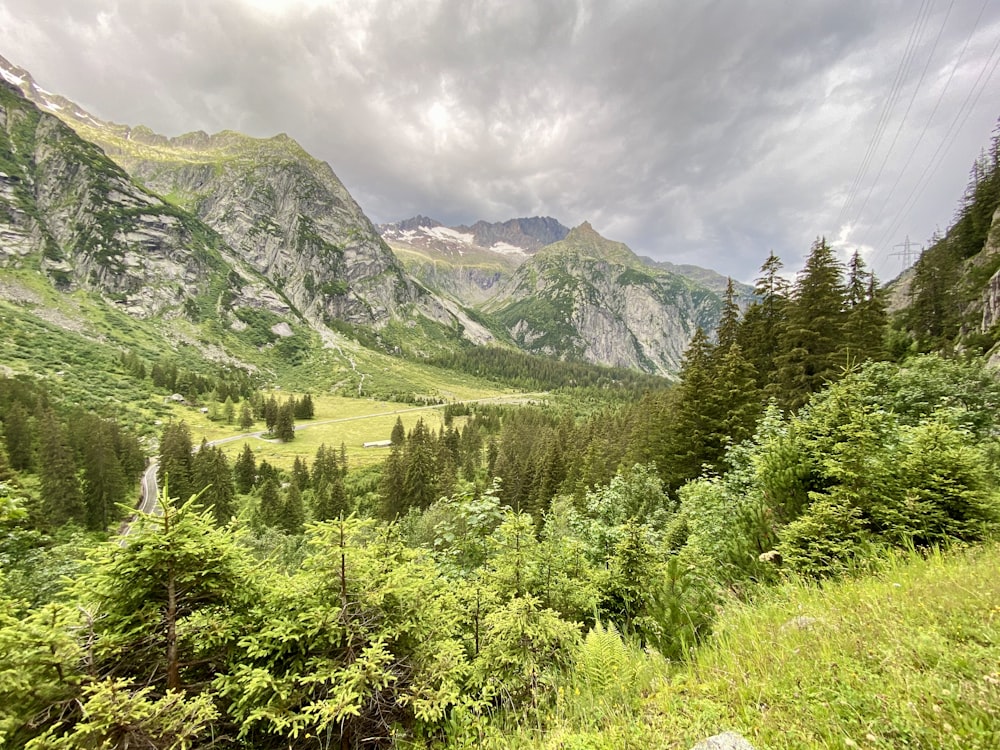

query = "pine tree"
[[233, 442, 256, 494], [275, 401, 295, 442], [661, 328, 720, 490], [713, 343, 761, 461], [3, 401, 34, 471], [80, 417, 126, 531], [291, 455, 310, 491], [38, 410, 84, 526], [738, 251, 790, 390], [192, 443, 236, 525], [715, 277, 741, 352], [257, 477, 282, 528], [402, 419, 437, 510], [222, 396, 236, 425], [263, 395, 279, 433], [294, 393, 315, 420], [158, 422, 194, 502], [843, 252, 887, 364], [282, 483, 305, 534], [379, 421, 407, 518], [238, 403, 255, 431], [775, 238, 848, 410]]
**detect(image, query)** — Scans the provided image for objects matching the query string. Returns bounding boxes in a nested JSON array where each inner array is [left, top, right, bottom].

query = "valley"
[[2, 44, 1000, 750]]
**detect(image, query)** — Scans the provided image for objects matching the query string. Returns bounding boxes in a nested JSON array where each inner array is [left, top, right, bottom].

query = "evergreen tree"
[[282, 483, 305, 534], [713, 343, 761, 461], [257, 477, 282, 528], [3, 401, 33, 472], [238, 402, 255, 431], [738, 251, 790, 390], [403, 419, 437, 511], [661, 328, 720, 491], [380, 421, 407, 518], [275, 401, 296, 442], [843, 252, 888, 363], [192, 442, 236, 525], [79, 416, 126, 531], [294, 393, 315, 420], [291, 455, 310, 491], [38, 410, 84, 526], [222, 396, 236, 425], [715, 277, 741, 352], [158, 422, 194, 502], [263, 395, 279, 433], [233, 442, 256, 494], [775, 238, 848, 410]]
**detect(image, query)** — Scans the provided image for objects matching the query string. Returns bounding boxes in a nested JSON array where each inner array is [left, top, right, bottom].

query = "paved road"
[[118, 393, 538, 541]]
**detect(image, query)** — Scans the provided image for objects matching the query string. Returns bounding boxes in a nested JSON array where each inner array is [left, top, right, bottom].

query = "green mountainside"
[[485, 222, 721, 376]]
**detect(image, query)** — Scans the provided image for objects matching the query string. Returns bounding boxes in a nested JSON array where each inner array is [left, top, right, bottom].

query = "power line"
[[851, 0, 956, 240], [873, 22, 1000, 258], [835, 0, 935, 229], [862, 0, 989, 262]]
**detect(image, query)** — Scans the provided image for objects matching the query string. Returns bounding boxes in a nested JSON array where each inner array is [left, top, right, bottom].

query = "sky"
[[2, 0, 999, 283]]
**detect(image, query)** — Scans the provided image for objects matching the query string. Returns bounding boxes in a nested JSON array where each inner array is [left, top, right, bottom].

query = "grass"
[[166, 392, 536, 471], [480, 544, 1000, 749]]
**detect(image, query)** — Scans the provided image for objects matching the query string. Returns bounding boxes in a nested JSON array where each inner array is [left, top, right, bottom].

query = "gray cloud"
[[2, 0, 998, 281]]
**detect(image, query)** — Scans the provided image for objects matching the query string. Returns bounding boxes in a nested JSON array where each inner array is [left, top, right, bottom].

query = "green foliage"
[[473, 595, 580, 711]]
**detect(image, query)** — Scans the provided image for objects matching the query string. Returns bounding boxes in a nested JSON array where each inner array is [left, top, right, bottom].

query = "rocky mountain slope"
[[379, 215, 568, 304], [0, 76, 234, 317], [0, 53, 494, 350], [0, 52, 745, 376], [484, 222, 722, 376]]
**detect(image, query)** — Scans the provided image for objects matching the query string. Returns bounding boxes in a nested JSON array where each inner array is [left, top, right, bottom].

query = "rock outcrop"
[[0, 78, 227, 317]]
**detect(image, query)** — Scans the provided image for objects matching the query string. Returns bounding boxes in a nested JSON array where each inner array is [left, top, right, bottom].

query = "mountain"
[[0, 74, 235, 317], [0, 53, 495, 352], [379, 215, 568, 304], [484, 222, 721, 376]]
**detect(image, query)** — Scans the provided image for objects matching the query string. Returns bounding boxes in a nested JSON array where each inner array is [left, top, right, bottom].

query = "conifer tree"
[[3, 401, 33, 472], [263, 395, 279, 433], [192, 442, 236, 525], [282, 483, 305, 534], [661, 328, 720, 490], [233, 442, 256, 494], [158, 422, 194, 502], [738, 251, 790, 390], [257, 477, 282, 528], [715, 277, 741, 352], [275, 401, 295, 442], [380, 421, 407, 518], [222, 396, 236, 425], [775, 238, 848, 410], [238, 402, 255, 431], [843, 252, 887, 363], [403, 419, 437, 510], [38, 410, 84, 526], [291, 455, 310, 491], [79, 417, 126, 531]]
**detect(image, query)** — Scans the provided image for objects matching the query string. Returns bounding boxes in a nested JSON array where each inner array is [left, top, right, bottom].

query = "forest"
[[1, 130, 1000, 749]]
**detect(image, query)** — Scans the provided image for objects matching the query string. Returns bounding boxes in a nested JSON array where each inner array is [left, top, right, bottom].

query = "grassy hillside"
[[489, 544, 1000, 749]]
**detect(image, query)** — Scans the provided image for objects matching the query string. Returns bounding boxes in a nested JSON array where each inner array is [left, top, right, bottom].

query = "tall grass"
[[470, 544, 1000, 749]]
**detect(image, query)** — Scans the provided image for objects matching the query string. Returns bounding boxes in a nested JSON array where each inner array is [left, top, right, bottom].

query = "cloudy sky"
[[2, 0, 999, 282]]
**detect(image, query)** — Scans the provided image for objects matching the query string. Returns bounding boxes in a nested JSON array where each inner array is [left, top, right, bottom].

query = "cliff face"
[[84, 127, 419, 328], [977, 206, 1000, 332], [0, 81, 227, 317], [486, 223, 721, 376]]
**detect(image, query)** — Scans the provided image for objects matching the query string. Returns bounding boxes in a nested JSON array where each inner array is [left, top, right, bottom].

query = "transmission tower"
[[890, 235, 922, 274]]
